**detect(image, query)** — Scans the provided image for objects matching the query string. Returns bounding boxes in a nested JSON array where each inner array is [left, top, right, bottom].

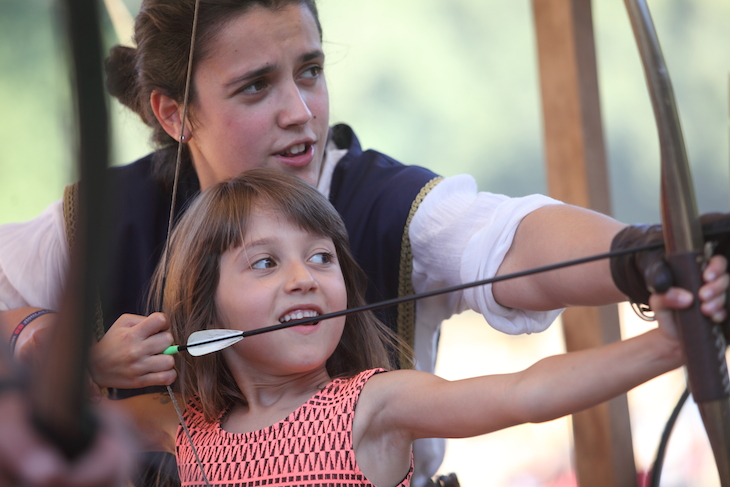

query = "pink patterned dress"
[[176, 369, 413, 487]]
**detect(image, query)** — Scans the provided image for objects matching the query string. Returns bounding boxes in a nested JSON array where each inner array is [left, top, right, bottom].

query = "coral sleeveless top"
[[176, 369, 413, 487]]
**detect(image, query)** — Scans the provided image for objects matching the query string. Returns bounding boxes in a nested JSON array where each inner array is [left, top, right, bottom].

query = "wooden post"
[[531, 1, 638, 486]]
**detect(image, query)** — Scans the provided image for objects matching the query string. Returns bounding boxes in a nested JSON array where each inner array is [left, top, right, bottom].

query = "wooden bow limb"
[[624, 1, 730, 484], [28, 0, 112, 459]]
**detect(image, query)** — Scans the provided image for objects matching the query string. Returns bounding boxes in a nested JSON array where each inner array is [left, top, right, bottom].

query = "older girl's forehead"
[[202, 4, 322, 73]]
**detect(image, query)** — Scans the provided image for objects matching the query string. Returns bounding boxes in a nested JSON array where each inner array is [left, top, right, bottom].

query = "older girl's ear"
[[150, 91, 189, 141]]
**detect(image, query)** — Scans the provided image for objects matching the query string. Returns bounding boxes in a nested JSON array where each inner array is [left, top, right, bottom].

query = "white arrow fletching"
[[186, 329, 244, 356]]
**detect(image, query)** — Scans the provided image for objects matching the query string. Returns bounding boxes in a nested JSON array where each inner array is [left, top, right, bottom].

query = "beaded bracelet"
[[9, 309, 56, 354]]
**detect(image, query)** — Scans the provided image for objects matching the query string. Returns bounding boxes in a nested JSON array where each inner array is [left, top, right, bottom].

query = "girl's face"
[[188, 4, 329, 189], [215, 208, 347, 377]]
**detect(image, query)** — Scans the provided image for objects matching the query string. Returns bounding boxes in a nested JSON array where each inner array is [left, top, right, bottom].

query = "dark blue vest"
[[86, 124, 439, 397]]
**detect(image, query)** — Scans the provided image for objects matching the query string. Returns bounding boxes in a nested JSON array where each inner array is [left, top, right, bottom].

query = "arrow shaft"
[[175, 241, 663, 352]]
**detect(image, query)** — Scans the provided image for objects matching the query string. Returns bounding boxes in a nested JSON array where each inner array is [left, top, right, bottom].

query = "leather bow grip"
[[666, 251, 730, 403]]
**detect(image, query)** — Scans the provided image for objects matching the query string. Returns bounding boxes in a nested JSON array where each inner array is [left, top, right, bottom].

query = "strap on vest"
[[397, 176, 443, 368]]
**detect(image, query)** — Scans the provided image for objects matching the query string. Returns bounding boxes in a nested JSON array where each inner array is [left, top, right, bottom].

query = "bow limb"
[[28, 0, 112, 459], [624, 1, 730, 484]]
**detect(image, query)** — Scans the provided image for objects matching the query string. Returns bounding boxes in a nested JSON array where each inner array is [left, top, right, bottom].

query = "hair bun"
[[105, 45, 140, 112]]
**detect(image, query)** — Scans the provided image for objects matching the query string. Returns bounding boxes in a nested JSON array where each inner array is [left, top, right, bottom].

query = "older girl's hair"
[[151, 169, 408, 421], [105, 0, 322, 189]]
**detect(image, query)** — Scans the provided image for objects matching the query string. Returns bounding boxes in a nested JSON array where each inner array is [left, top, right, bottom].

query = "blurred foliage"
[[0, 0, 727, 225]]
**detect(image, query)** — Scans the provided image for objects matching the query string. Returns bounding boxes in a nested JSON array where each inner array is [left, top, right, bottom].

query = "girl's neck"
[[221, 366, 332, 434]]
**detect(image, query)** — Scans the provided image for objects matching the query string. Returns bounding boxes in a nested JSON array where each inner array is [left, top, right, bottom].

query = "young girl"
[[129, 168, 725, 487]]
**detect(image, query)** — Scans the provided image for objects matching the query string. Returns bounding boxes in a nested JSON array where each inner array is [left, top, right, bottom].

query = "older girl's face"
[[215, 209, 347, 377], [188, 4, 329, 189]]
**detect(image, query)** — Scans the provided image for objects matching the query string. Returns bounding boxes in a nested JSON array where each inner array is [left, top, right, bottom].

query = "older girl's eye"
[[241, 79, 268, 95], [300, 65, 322, 80], [309, 252, 333, 265], [251, 257, 276, 269]]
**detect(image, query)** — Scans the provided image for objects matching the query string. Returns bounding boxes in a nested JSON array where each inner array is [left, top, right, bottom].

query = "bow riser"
[[29, 0, 111, 460]]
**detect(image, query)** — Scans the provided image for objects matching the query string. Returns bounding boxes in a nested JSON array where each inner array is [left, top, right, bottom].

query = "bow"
[[28, 0, 111, 459], [624, 1, 730, 484]]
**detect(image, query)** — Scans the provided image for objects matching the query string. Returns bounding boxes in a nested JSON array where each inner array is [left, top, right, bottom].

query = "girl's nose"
[[277, 82, 313, 128], [285, 262, 318, 293]]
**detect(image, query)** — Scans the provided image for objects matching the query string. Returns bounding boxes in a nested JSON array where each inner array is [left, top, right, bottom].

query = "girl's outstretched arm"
[[356, 314, 683, 486], [367, 322, 681, 442], [358, 255, 727, 451]]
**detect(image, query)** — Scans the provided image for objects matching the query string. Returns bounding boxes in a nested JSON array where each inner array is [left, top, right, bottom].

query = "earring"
[[180, 135, 187, 142]]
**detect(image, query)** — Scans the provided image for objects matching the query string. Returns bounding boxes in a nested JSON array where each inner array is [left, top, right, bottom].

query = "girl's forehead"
[[204, 4, 322, 66], [248, 209, 325, 238]]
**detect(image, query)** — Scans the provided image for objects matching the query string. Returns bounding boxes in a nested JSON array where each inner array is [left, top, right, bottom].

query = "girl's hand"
[[649, 254, 728, 340], [698, 254, 729, 323], [89, 313, 176, 390]]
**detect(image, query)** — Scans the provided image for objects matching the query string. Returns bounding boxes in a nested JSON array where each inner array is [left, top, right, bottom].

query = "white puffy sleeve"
[[409, 174, 564, 335], [0, 200, 69, 311]]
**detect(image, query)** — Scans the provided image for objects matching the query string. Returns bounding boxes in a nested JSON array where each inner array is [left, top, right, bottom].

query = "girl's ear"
[[150, 91, 191, 141]]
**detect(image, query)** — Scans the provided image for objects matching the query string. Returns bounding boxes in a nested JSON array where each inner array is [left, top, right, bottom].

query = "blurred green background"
[[1, 0, 728, 226]]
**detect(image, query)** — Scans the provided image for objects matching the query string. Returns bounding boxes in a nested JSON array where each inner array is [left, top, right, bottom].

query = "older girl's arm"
[[492, 204, 626, 311]]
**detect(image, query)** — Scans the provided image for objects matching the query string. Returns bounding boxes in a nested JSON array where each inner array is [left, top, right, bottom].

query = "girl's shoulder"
[[317, 368, 388, 403], [357, 368, 442, 411]]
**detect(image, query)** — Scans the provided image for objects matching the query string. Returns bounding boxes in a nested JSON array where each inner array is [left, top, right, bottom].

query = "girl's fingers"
[[699, 272, 729, 302], [128, 354, 175, 380], [137, 369, 178, 388], [140, 330, 175, 355], [703, 254, 728, 282], [653, 287, 693, 311], [700, 256, 728, 323], [700, 285, 728, 323], [133, 312, 170, 340]]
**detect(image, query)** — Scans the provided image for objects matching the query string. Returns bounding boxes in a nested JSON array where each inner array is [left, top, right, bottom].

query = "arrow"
[[163, 240, 667, 356]]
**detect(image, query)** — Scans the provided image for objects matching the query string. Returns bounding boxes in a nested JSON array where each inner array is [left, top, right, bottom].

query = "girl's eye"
[[251, 257, 276, 269], [240, 79, 268, 95], [300, 65, 322, 80], [309, 252, 333, 265]]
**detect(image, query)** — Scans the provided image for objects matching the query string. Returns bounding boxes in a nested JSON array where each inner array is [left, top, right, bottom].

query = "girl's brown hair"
[[105, 0, 322, 188], [151, 169, 408, 421]]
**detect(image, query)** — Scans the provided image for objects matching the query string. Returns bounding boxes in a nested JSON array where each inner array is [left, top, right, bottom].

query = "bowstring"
[[158, 1, 211, 485], [167, 384, 210, 486], [160, 0, 201, 284]]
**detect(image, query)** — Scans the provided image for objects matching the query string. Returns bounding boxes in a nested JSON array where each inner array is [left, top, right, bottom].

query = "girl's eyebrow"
[[299, 49, 324, 64], [227, 237, 273, 265], [241, 237, 274, 251], [223, 50, 325, 89], [225, 65, 276, 89]]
